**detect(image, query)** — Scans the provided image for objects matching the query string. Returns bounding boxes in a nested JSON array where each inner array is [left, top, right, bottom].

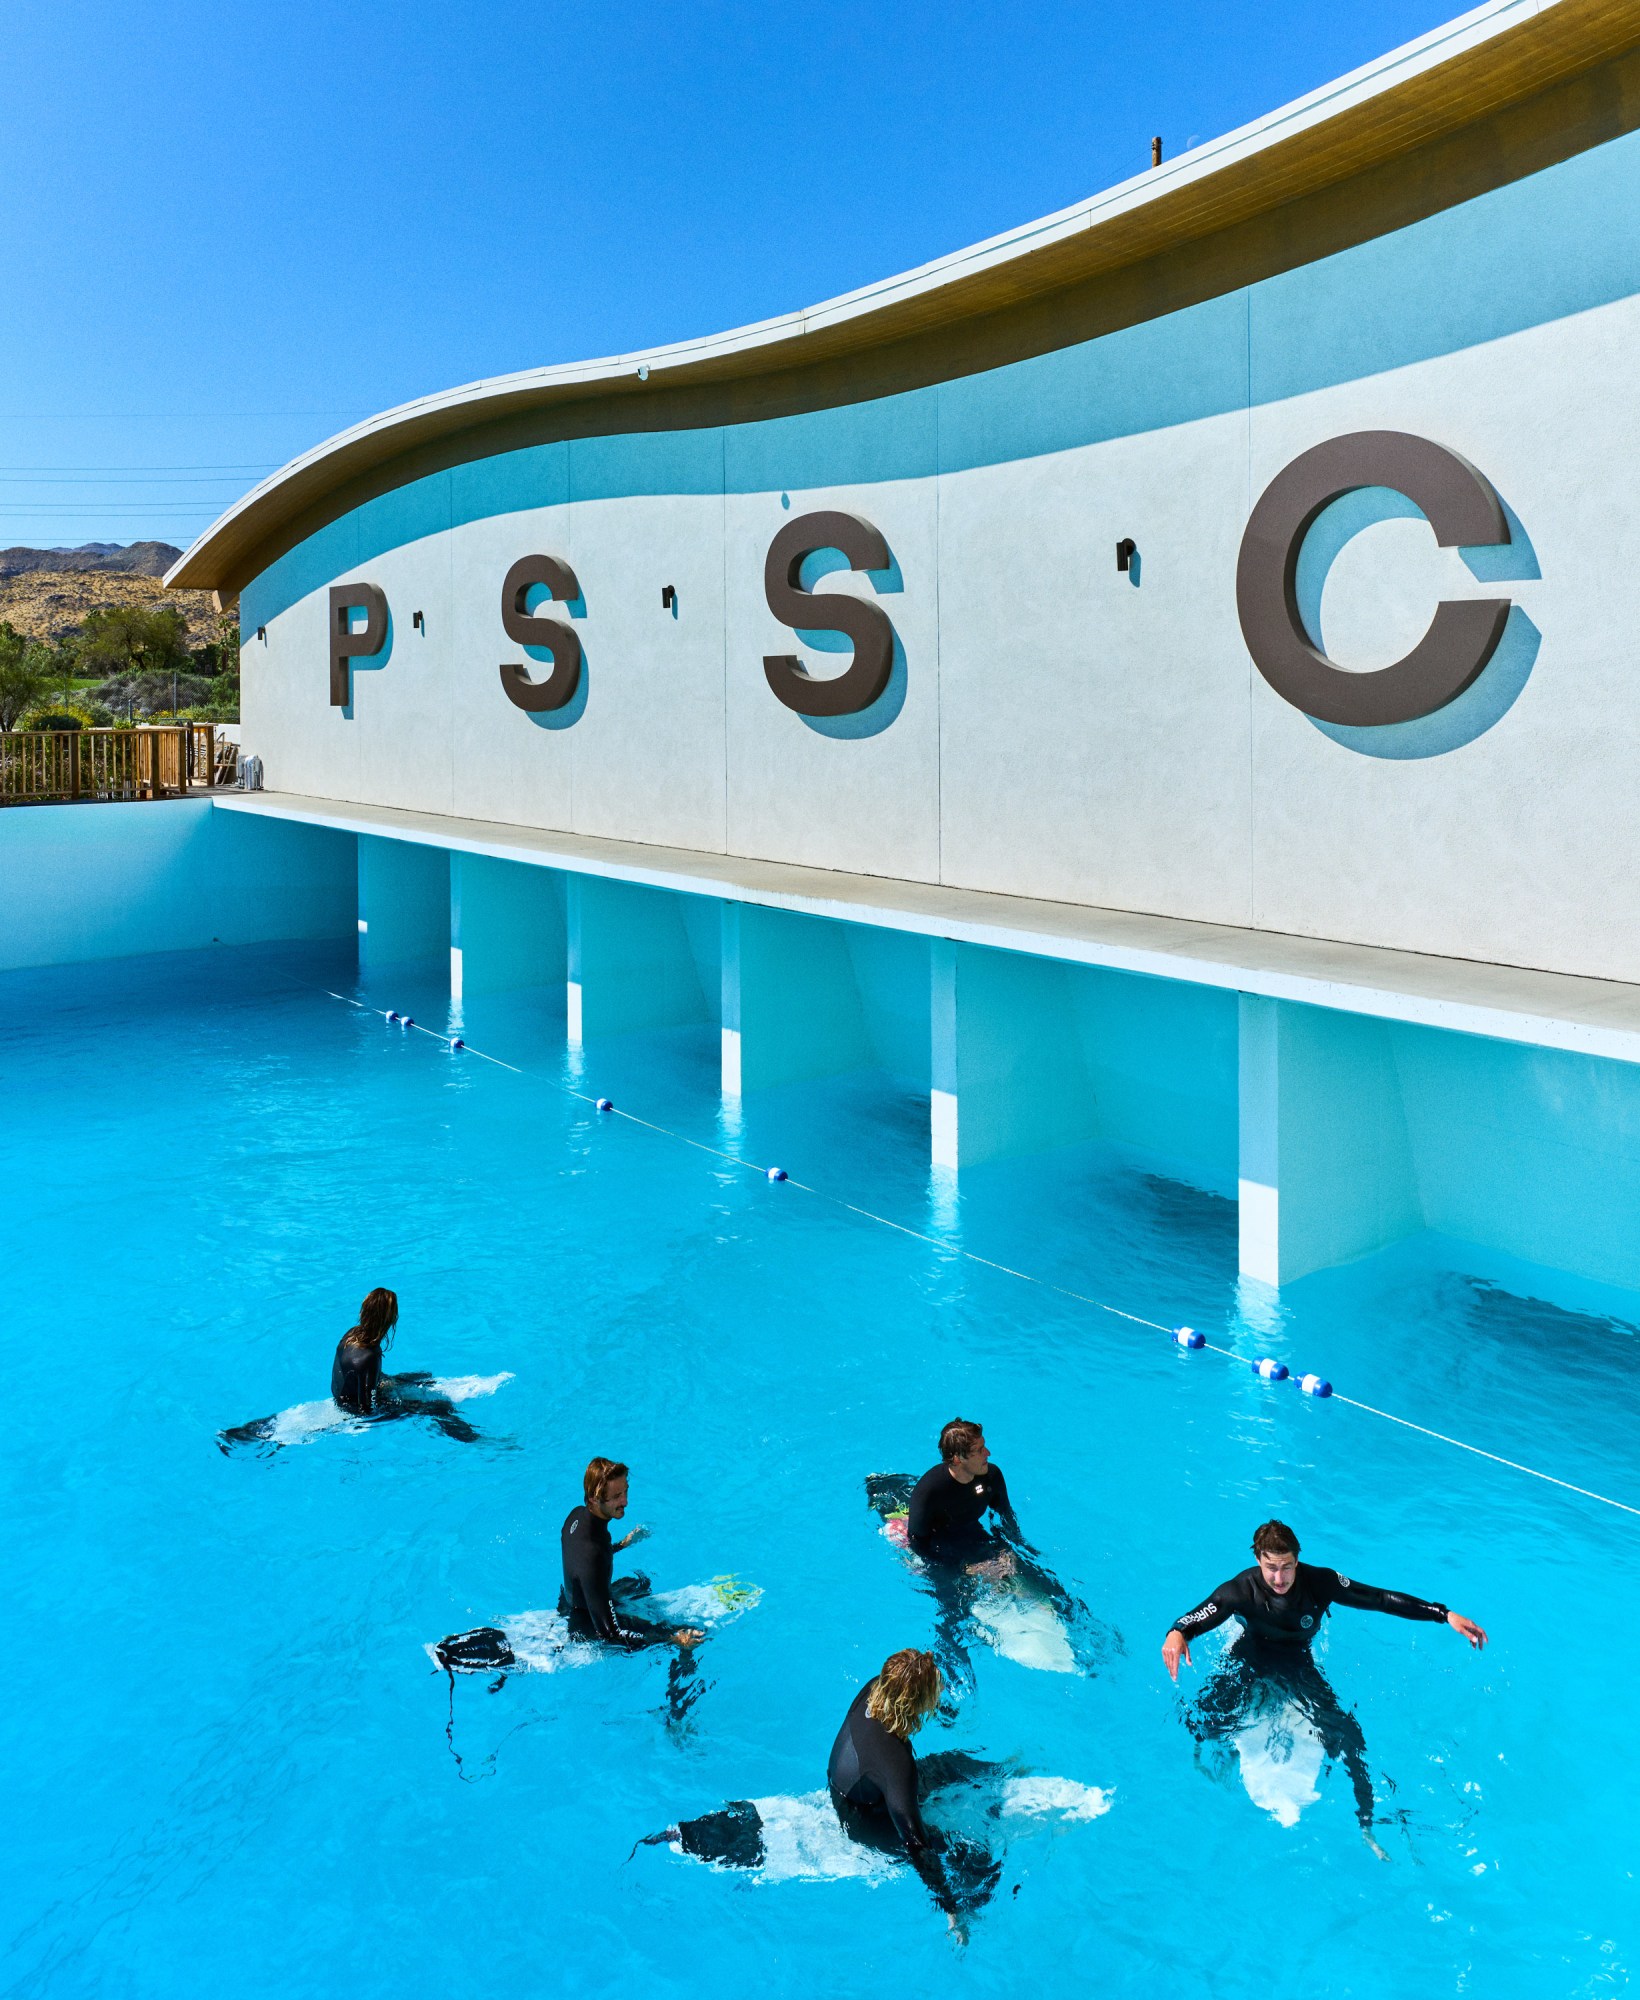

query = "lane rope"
[[325, 988, 1640, 1522]]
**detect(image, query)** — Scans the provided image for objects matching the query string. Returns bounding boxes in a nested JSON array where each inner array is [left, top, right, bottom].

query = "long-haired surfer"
[[826, 1648, 1001, 1933], [331, 1286, 397, 1414], [218, 1286, 502, 1451]]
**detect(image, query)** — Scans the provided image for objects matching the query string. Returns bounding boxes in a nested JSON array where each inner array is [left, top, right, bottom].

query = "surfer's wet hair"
[[344, 1287, 398, 1351], [1252, 1519, 1301, 1560], [938, 1418, 985, 1464], [584, 1456, 629, 1504], [866, 1649, 941, 1738]]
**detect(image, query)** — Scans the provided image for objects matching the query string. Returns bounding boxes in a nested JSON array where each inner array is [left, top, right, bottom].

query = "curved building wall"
[[240, 123, 1640, 982]]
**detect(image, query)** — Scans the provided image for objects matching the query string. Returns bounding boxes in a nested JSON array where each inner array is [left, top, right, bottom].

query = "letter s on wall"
[[763, 510, 896, 717], [1235, 431, 1513, 726], [500, 555, 583, 712]]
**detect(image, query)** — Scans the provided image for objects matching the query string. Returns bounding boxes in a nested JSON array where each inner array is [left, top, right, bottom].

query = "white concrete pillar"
[[566, 874, 714, 1048], [356, 835, 449, 970], [1238, 994, 1423, 1285], [449, 854, 566, 1000], [720, 903, 873, 1097], [930, 939, 1100, 1169]]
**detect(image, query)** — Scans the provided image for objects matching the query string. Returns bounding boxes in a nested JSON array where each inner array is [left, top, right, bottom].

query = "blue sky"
[[0, 0, 1458, 554]]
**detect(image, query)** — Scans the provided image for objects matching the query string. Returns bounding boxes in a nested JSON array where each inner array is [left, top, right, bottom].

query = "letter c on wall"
[[329, 582, 388, 708], [1236, 431, 1513, 726], [500, 554, 583, 712], [763, 510, 896, 717]]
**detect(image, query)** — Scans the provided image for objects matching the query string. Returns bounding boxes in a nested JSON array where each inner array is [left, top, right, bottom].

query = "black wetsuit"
[[827, 1678, 929, 1849], [560, 1505, 624, 1639], [558, 1506, 685, 1653], [905, 1461, 1017, 1554], [822, 1679, 1001, 1923], [1171, 1564, 1448, 1828], [330, 1337, 381, 1415], [1171, 1564, 1449, 1648]]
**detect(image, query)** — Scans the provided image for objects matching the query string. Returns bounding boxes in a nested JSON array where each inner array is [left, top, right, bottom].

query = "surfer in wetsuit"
[[1162, 1519, 1487, 1844], [560, 1457, 705, 1653], [636, 1650, 1003, 1934], [331, 1286, 395, 1413], [827, 1648, 1001, 1933], [893, 1419, 1098, 1705], [329, 1285, 479, 1440], [218, 1286, 488, 1451], [906, 1419, 1019, 1554]]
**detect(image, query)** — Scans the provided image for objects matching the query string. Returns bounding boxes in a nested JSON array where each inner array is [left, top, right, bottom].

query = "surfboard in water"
[[217, 1371, 513, 1454], [1232, 1705, 1326, 1827], [427, 1574, 762, 1679], [862, 1472, 1115, 1678], [641, 1761, 1111, 1890]]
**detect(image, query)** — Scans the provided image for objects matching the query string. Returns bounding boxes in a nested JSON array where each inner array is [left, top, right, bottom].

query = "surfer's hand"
[[614, 1526, 649, 1551], [1447, 1611, 1487, 1649], [1162, 1630, 1190, 1681], [673, 1627, 706, 1649], [968, 1553, 1015, 1582]]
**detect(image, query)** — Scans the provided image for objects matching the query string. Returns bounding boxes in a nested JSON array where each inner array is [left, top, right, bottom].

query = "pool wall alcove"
[[9, 795, 1640, 1302]]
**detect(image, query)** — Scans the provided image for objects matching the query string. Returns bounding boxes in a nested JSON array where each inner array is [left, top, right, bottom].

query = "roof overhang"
[[169, 0, 1640, 601]]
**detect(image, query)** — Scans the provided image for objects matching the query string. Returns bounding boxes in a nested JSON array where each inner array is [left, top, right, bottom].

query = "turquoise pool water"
[[4, 939, 1636, 1998]]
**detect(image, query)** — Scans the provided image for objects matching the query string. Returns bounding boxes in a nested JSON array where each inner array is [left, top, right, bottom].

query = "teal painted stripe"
[[242, 124, 1640, 634]]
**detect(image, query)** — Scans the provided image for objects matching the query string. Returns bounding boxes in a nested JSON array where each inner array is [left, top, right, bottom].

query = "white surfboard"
[[664, 1775, 1112, 1882], [1233, 1706, 1325, 1826], [428, 1575, 762, 1674], [969, 1575, 1078, 1675], [257, 1371, 513, 1449]]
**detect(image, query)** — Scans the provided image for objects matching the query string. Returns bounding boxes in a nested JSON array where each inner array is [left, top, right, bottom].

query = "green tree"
[[76, 601, 193, 680], [0, 621, 51, 730], [195, 608, 240, 690]]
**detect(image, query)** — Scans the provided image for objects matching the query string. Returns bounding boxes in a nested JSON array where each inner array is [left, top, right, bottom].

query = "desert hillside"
[[0, 544, 221, 647]]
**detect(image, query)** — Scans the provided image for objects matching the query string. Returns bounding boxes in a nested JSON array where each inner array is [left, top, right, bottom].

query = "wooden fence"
[[0, 726, 222, 806]]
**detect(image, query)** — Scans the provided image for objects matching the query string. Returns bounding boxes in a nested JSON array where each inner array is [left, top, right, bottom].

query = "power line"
[[0, 476, 270, 486], [0, 410, 370, 420], [0, 512, 220, 519], [0, 463, 279, 474]]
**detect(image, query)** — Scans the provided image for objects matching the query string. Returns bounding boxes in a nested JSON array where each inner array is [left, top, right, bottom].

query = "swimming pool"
[[4, 937, 1635, 1999]]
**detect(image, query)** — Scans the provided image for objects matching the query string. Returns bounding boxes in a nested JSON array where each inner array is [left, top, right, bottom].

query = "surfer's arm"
[[905, 1476, 939, 1547], [883, 1761, 933, 1855], [1326, 1572, 1485, 1646], [564, 1536, 625, 1643], [1325, 1571, 1449, 1623], [983, 1465, 1022, 1537], [1163, 1579, 1242, 1678]]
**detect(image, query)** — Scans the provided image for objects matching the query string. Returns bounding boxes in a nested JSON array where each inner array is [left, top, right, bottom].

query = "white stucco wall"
[[240, 125, 1640, 986]]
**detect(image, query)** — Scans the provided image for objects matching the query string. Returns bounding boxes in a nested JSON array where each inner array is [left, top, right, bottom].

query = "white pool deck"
[[211, 789, 1640, 1069]]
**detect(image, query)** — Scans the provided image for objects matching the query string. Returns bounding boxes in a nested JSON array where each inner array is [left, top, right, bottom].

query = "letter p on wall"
[[329, 583, 389, 708]]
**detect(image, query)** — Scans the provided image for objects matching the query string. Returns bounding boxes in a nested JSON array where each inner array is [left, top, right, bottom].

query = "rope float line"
[[325, 989, 1640, 1523]]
